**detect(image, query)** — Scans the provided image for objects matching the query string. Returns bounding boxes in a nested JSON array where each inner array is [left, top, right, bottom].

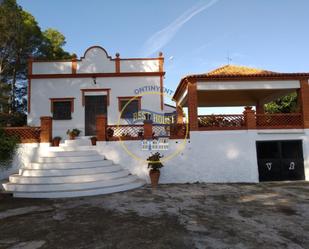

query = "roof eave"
[[173, 73, 309, 102]]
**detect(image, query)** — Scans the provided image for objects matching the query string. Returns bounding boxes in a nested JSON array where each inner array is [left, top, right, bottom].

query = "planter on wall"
[[52, 138, 61, 147], [69, 135, 76, 140], [90, 137, 97, 146], [149, 169, 160, 188]]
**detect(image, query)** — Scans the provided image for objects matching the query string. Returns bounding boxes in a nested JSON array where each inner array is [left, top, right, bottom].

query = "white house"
[[2, 50, 309, 198], [27, 46, 166, 137]]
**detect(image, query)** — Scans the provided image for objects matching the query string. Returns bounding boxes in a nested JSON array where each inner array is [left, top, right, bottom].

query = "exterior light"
[[92, 76, 97, 85]]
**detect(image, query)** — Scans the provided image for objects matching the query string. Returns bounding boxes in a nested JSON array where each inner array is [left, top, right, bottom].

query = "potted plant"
[[138, 129, 143, 138], [90, 136, 97, 146], [66, 128, 81, 140], [107, 128, 114, 140], [147, 152, 164, 188], [52, 136, 61, 147]]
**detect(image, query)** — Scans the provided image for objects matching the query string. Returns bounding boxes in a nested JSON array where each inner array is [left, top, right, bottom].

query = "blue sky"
[[18, 0, 309, 113]]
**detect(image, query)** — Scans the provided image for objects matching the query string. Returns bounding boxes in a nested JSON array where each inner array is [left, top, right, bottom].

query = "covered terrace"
[[173, 65, 309, 131]]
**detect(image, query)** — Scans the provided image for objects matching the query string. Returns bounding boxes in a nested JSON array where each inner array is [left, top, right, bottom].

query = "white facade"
[[2, 57, 302, 188], [28, 77, 162, 137], [196, 80, 301, 91], [32, 47, 161, 75], [96, 130, 309, 183], [2, 129, 308, 183], [28, 46, 164, 137]]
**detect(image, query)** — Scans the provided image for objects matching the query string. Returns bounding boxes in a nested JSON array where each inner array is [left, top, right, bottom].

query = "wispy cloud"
[[141, 0, 219, 57]]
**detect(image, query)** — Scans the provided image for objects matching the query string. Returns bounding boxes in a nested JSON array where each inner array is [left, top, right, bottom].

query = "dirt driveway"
[[0, 182, 308, 249]]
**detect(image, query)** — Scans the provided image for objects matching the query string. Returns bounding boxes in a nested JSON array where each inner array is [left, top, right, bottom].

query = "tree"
[[0, 0, 72, 125], [0, 0, 22, 82], [40, 28, 72, 59], [0, 81, 10, 112], [10, 10, 43, 113], [0, 0, 42, 113], [264, 92, 299, 113]]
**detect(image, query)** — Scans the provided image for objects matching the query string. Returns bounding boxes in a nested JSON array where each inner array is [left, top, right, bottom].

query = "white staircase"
[[2, 138, 145, 198]]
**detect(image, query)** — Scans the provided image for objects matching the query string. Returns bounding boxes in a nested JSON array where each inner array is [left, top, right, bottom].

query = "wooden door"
[[85, 95, 107, 136]]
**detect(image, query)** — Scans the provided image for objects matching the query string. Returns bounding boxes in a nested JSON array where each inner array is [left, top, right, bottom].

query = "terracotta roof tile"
[[173, 65, 309, 101], [206, 65, 277, 76]]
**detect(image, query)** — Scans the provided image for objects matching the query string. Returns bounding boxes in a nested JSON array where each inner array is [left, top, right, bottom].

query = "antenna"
[[226, 52, 232, 65]]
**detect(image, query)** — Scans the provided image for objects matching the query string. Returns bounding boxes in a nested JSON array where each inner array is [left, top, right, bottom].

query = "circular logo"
[[116, 91, 189, 163]]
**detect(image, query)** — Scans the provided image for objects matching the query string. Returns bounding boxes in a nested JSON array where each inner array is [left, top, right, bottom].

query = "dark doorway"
[[256, 140, 305, 182], [85, 95, 107, 136]]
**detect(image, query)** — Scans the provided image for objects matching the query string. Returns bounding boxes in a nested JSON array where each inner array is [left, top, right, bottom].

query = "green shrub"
[[0, 112, 27, 127], [0, 128, 19, 165], [264, 92, 298, 114], [66, 128, 81, 137]]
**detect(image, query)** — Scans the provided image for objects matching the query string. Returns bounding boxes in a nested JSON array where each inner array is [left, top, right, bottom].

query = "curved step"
[[48, 146, 97, 152], [25, 159, 113, 170], [37, 155, 103, 163], [12, 179, 145, 198], [63, 139, 92, 146], [41, 150, 99, 157], [10, 170, 130, 184], [19, 165, 123, 177], [3, 175, 138, 192]]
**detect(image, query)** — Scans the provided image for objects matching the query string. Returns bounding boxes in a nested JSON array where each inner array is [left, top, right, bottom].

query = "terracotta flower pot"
[[69, 134, 76, 140], [90, 137, 97, 146], [149, 169, 160, 188], [52, 138, 61, 147]]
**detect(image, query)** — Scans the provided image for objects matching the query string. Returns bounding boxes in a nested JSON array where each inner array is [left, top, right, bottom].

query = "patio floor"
[[0, 182, 308, 249]]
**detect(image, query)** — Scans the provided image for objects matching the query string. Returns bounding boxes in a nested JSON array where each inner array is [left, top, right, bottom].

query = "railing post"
[[256, 101, 265, 114], [96, 115, 107, 141], [143, 120, 153, 139], [40, 116, 52, 143], [187, 79, 198, 131], [176, 104, 184, 124], [298, 79, 309, 128], [243, 107, 256, 129]]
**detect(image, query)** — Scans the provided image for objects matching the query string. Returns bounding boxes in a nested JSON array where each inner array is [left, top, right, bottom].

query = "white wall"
[[32, 62, 72, 74], [120, 60, 160, 72], [96, 129, 309, 183], [28, 76, 162, 138], [1, 129, 308, 183], [197, 80, 300, 90], [0, 143, 39, 181], [164, 104, 176, 113], [77, 47, 115, 73], [31, 47, 161, 75]]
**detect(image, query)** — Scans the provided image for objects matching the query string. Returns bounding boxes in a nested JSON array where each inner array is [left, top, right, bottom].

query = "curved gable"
[[77, 46, 115, 73]]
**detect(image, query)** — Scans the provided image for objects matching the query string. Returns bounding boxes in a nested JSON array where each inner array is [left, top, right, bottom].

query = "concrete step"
[[19, 165, 123, 177], [9, 170, 130, 184], [41, 150, 99, 157], [12, 179, 145, 198], [37, 155, 103, 163], [25, 159, 113, 170], [3, 175, 138, 192], [47, 146, 97, 152], [63, 139, 92, 146], [2, 142, 145, 198]]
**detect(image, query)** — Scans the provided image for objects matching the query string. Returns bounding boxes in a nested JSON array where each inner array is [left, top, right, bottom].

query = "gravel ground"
[[0, 182, 308, 249]]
